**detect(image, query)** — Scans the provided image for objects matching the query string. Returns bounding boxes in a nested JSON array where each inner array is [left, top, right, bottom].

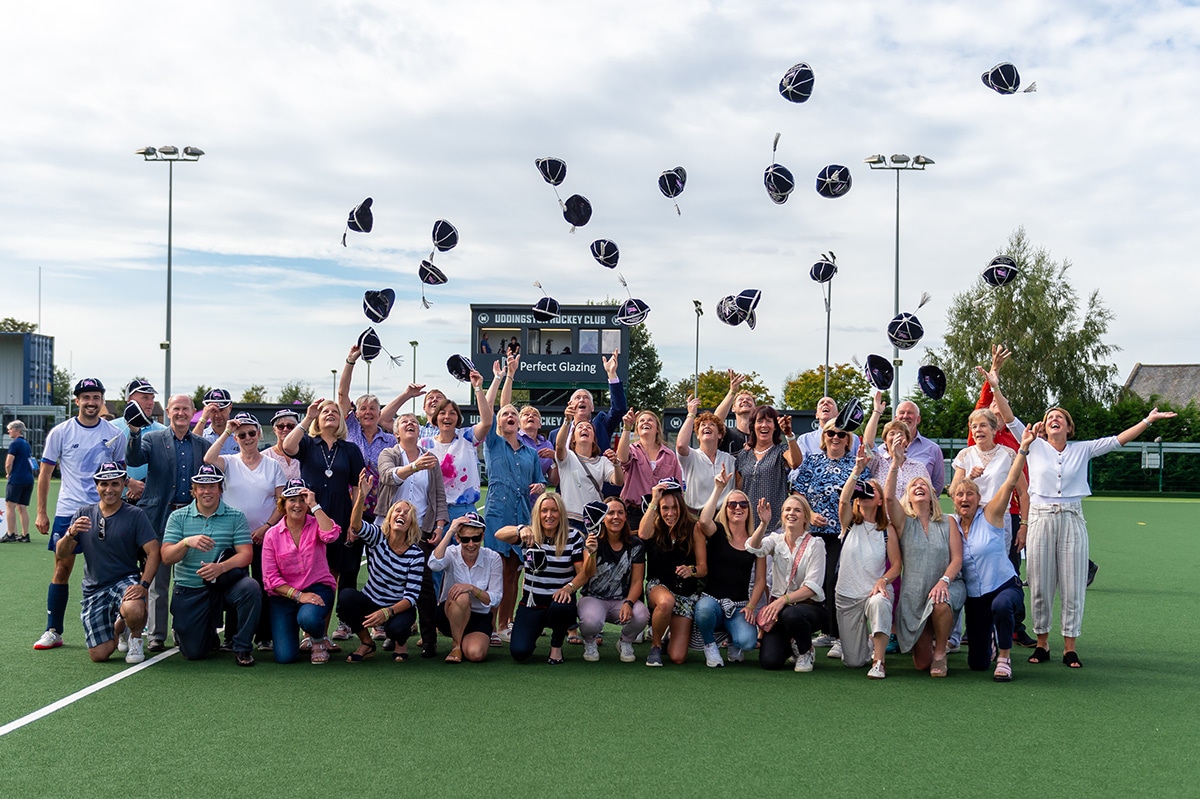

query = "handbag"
[[756, 533, 812, 632]]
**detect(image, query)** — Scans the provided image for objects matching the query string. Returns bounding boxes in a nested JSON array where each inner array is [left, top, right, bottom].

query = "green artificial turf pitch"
[[2, 485, 1198, 797]]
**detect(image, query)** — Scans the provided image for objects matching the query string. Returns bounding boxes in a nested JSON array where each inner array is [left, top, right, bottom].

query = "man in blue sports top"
[[33, 378, 126, 650]]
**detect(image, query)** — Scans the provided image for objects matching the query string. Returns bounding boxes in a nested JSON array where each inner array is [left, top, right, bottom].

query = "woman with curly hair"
[[638, 478, 707, 667]]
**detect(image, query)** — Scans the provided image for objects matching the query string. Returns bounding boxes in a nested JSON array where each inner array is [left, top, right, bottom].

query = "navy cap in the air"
[[917, 365, 947, 401], [419, 260, 447, 286], [982, 62, 1021, 95], [864, 354, 894, 392], [810, 257, 837, 284], [535, 157, 567, 186], [887, 312, 924, 350], [191, 463, 225, 484], [745, 310, 758, 331], [852, 478, 876, 500], [122, 401, 153, 429], [203, 388, 232, 408], [532, 295, 561, 323], [93, 461, 127, 481], [589, 239, 619, 269], [717, 295, 743, 326], [74, 377, 105, 396], [778, 62, 815, 103], [363, 289, 395, 323], [125, 378, 157, 399], [658, 167, 686, 199], [446, 354, 476, 383], [343, 197, 373, 245], [432, 219, 459, 253], [357, 328, 382, 363], [834, 396, 865, 433], [735, 289, 761, 316], [615, 297, 650, 326], [764, 163, 795, 204], [563, 194, 592, 228], [983, 255, 1019, 287], [583, 500, 609, 532], [816, 165, 852, 199]]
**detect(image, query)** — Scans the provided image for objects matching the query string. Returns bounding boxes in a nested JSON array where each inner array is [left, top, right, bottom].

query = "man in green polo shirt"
[[161, 464, 260, 666]]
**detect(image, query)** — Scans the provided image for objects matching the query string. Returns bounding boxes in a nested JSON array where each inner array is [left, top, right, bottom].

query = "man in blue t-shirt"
[[4, 419, 35, 542]]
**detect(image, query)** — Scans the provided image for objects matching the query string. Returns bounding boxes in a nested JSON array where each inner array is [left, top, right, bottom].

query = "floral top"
[[789, 451, 867, 537], [420, 427, 482, 510]]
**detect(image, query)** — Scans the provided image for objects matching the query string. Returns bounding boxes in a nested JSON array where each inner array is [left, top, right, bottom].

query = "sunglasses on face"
[[825, 431, 848, 439], [726, 500, 750, 510], [458, 534, 483, 543], [236, 430, 259, 440], [274, 423, 296, 431]]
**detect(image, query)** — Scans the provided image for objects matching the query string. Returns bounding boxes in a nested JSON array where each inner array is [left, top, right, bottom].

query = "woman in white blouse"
[[428, 512, 503, 663], [554, 400, 623, 524]]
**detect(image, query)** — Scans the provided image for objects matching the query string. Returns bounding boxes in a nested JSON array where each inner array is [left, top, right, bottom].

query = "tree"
[[0, 317, 38, 333], [278, 380, 316, 406], [933, 227, 1119, 419], [240, 385, 268, 403], [191, 385, 212, 408], [52, 366, 74, 410], [626, 322, 670, 412], [781, 363, 870, 411], [666, 368, 776, 409]]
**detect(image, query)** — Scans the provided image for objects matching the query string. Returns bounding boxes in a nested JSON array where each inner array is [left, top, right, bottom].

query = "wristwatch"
[[139, 580, 152, 589]]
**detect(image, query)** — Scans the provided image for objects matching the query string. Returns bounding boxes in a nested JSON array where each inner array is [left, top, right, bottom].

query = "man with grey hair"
[[798, 396, 860, 459], [4, 420, 34, 543]]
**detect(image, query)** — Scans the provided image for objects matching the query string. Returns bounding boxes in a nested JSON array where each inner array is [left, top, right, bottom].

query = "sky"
[[3, 0, 1199, 409]]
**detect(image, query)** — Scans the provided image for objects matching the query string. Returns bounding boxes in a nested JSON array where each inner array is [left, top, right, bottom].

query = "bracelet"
[[622, 599, 633, 606], [1018, 449, 1030, 456], [1143, 417, 1153, 426], [1018, 521, 1028, 527], [310, 503, 322, 513], [383, 607, 394, 621], [784, 434, 796, 442], [346, 359, 354, 364], [939, 575, 951, 585]]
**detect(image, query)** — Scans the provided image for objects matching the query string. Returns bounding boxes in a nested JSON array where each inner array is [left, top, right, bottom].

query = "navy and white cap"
[[230, 411, 260, 428], [615, 297, 650, 326], [590, 239, 620, 269], [563, 194, 592, 229], [343, 197, 373, 246], [458, 511, 486, 529], [73, 377, 106, 396], [125, 378, 157, 399], [203, 388, 232, 408], [446, 354, 476, 383], [764, 163, 795, 204], [864, 354, 895, 392], [917, 365, 947, 401], [716, 295, 743, 326], [851, 478, 876, 500], [93, 461, 127, 481], [810, 256, 837, 284], [982, 62, 1021, 95], [656, 477, 683, 492], [535, 157, 567, 187], [357, 328, 383, 363], [191, 463, 225, 484], [122, 401, 154, 428], [524, 546, 547, 574], [281, 478, 308, 498], [363, 288, 395, 323], [431, 219, 459, 253], [887, 292, 932, 351], [983, 255, 1019, 287], [816, 164, 852, 199], [778, 62, 815, 103], [583, 500, 609, 532], [270, 408, 301, 425], [834, 397, 865, 433], [532, 295, 561, 323], [658, 167, 686, 214]]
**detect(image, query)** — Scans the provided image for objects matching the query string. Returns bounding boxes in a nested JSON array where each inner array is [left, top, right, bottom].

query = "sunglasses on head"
[[458, 534, 483, 543], [725, 500, 750, 510], [825, 430, 848, 439]]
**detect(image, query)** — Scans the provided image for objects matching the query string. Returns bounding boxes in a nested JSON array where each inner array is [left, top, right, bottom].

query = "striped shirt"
[[521, 528, 584, 607], [358, 520, 425, 607]]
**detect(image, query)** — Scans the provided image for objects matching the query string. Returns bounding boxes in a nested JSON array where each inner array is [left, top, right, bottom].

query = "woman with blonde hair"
[[496, 492, 584, 664], [337, 469, 425, 663]]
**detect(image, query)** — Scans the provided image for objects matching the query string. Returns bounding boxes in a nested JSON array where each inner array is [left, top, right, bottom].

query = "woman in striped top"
[[496, 493, 585, 664], [336, 469, 425, 663]]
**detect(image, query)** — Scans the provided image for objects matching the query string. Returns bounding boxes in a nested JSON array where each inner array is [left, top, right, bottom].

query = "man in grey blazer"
[[126, 394, 208, 651]]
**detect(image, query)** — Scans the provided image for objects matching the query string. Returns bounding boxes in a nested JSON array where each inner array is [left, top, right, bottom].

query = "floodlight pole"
[[692, 301, 703, 400], [823, 281, 832, 399], [409, 341, 419, 412]]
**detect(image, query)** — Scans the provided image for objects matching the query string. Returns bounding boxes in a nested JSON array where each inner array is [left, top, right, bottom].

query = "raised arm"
[[337, 345, 359, 418], [602, 350, 626, 419], [349, 468, 371, 536], [1116, 407, 1177, 446], [779, 413, 802, 470], [616, 408, 635, 465], [861, 391, 886, 451], [676, 395, 700, 457], [984, 424, 1035, 528], [697, 464, 730, 537], [283, 399, 320, 456], [637, 482, 665, 541], [747, 497, 771, 550], [884, 444, 908, 538], [381, 383, 426, 431], [713, 369, 745, 422], [469, 371, 493, 443], [499, 356, 517, 409], [977, 366, 1015, 425], [839, 446, 871, 531], [203, 420, 235, 466]]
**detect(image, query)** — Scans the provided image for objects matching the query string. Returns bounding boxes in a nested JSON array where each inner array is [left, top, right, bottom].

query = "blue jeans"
[[693, 596, 758, 651], [270, 584, 335, 664]]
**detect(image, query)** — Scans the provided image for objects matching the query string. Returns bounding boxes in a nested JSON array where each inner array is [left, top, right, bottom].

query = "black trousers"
[[759, 602, 828, 671], [817, 534, 841, 637], [336, 588, 416, 646]]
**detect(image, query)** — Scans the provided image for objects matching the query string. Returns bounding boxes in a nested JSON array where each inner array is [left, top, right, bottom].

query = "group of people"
[[17, 343, 1173, 677]]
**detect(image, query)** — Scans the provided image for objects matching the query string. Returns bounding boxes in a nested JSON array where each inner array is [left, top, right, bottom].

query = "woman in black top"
[[694, 465, 766, 667], [638, 478, 707, 667], [577, 497, 650, 663]]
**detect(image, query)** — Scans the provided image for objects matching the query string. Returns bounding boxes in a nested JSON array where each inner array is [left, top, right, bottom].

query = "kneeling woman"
[[949, 424, 1035, 681], [428, 512, 503, 663], [748, 494, 827, 672], [835, 448, 901, 678], [338, 470, 425, 663], [261, 480, 340, 664], [496, 493, 585, 664], [638, 478, 707, 667], [577, 497, 650, 663]]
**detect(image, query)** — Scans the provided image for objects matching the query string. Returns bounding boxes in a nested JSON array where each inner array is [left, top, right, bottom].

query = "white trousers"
[[1027, 503, 1088, 638]]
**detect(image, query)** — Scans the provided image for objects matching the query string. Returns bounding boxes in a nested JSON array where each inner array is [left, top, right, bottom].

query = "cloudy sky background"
[[3, 0, 1198, 407]]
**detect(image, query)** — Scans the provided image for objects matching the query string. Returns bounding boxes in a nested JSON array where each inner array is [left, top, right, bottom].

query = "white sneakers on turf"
[[867, 660, 886, 679], [727, 646, 744, 663], [794, 649, 814, 672], [812, 633, 837, 647], [117, 627, 131, 653], [703, 642, 725, 668], [125, 636, 145, 664], [583, 640, 600, 662], [34, 630, 63, 650], [617, 640, 636, 662], [497, 623, 513, 643], [331, 621, 353, 640], [827, 640, 843, 659]]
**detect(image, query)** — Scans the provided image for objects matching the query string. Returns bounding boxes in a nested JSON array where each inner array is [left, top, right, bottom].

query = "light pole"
[[692, 300, 703, 400], [136, 145, 205, 398], [865, 153, 933, 407], [409, 341, 419, 412]]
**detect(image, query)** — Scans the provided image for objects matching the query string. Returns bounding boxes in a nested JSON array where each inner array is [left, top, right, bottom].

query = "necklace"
[[321, 441, 337, 478]]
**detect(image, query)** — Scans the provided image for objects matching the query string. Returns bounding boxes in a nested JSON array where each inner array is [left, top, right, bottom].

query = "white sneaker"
[[703, 642, 725, 668], [827, 640, 843, 659], [117, 627, 131, 654], [794, 649, 814, 672], [583, 640, 600, 662], [497, 623, 513, 643], [633, 629, 645, 644], [617, 640, 636, 662], [331, 621, 353, 640], [812, 633, 837, 647], [786, 639, 800, 665], [370, 626, 386, 641], [867, 660, 886, 679], [33, 629, 63, 650], [125, 636, 145, 664], [727, 646, 744, 663]]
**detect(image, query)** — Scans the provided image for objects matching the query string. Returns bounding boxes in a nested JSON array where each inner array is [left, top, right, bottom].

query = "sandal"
[[1028, 646, 1050, 664], [392, 651, 409, 663], [1063, 651, 1082, 668], [445, 647, 463, 664], [489, 631, 503, 647], [311, 639, 330, 665], [346, 641, 377, 663], [567, 633, 584, 646], [930, 655, 948, 678], [547, 656, 565, 665], [994, 656, 1013, 682]]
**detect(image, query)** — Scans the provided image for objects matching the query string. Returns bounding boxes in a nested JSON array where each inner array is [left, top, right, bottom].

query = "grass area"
[[2, 483, 1199, 797]]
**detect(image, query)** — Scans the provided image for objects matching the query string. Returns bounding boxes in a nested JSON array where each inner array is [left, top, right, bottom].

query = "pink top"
[[261, 515, 341, 593], [620, 442, 682, 503]]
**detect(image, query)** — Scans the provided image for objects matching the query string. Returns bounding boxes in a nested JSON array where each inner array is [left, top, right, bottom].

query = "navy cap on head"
[[764, 163, 795, 204], [982, 62, 1021, 95], [834, 397, 865, 433], [778, 62, 815, 103], [615, 297, 650, 326], [852, 478, 877, 501], [563, 194, 592, 229], [917, 365, 947, 401], [865, 354, 895, 392], [230, 412, 260, 428], [810, 256, 838, 284], [122, 401, 154, 428], [656, 477, 683, 492], [816, 164, 852, 199], [589, 239, 620, 269], [583, 500, 609, 532], [203, 388, 232, 408], [446, 354, 476, 383], [74, 377, 105, 396], [358, 328, 383, 363], [431, 219, 459, 254], [458, 511, 486, 529], [125, 378, 157, 399], [281, 478, 308, 498], [191, 463, 225, 484], [363, 288, 395, 323], [983, 255, 1019, 287], [535, 157, 567, 187], [93, 461, 127, 481], [343, 197, 373, 246], [271, 409, 300, 425]]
